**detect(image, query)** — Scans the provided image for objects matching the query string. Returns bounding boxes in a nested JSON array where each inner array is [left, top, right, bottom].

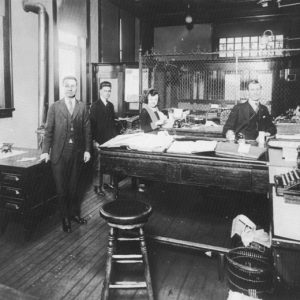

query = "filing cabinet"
[[0, 148, 56, 238]]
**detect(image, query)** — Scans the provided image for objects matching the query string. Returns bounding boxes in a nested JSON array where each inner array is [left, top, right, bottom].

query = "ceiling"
[[110, 0, 300, 26]]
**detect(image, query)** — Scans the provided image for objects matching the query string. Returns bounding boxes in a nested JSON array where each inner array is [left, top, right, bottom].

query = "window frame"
[[219, 34, 284, 58], [0, 0, 14, 118]]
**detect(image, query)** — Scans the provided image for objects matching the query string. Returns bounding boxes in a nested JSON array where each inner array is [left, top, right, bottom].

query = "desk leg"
[[131, 177, 137, 189], [217, 253, 225, 282], [112, 173, 119, 200]]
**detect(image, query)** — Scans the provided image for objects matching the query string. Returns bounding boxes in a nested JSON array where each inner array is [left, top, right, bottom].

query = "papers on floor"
[[231, 215, 271, 248], [167, 140, 217, 154], [227, 290, 261, 300], [100, 132, 174, 152]]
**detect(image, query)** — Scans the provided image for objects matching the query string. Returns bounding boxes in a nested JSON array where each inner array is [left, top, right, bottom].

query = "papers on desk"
[[0, 150, 26, 160], [215, 142, 266, 160], [167, 140, 217, 154], [100, 133, 174, 153]]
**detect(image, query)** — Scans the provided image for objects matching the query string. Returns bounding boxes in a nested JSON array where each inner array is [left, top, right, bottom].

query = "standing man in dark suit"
[[40, 76, 91, 233], [90, 81, 117, 196], [223, 80, 276, 141]]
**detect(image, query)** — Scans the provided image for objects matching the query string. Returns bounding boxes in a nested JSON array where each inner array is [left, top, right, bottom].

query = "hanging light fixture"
[[261, 29, 274, 49], [185, 3, 193, 24]]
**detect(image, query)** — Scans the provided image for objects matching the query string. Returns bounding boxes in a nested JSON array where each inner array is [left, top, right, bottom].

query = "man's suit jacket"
[[90, 99, 117, 145], [222, 101, 276, 140], [42, 98, 91, 164]]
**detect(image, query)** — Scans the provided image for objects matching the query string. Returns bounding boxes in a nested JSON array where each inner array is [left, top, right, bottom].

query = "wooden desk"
[[100, 149, 268, 194], [0, 148, 56, 239], [100, 148, 269, 279]]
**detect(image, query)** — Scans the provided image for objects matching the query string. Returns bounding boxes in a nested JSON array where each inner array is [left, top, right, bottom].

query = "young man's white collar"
[[248, 99, 260, 112], [100, 97, 108, 106], [65, 97, 76, 107]]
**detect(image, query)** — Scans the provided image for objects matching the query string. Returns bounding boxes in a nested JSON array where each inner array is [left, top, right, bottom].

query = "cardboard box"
[[268, 139, 299, 167], [272, 187, 300, 241]]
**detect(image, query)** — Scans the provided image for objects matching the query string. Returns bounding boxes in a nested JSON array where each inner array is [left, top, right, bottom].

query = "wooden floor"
[[0, 177, 299, 300]]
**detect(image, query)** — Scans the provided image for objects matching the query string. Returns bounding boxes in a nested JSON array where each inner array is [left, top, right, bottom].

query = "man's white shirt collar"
[[248, 99, 259, 112], [65, 97, 75, 106], [100, 97, 107, 106]]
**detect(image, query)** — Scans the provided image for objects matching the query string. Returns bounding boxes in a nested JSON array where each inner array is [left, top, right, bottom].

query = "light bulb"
[[185, 14, 193, 24]]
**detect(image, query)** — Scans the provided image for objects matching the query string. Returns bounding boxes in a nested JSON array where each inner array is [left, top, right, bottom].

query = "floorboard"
[[0, 178, 299, 300]]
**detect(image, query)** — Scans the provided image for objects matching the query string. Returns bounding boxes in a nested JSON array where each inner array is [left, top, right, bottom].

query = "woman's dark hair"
[[144, 88, 159, 104]]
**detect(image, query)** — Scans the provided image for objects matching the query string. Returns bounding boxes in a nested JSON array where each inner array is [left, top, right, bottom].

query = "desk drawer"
[[0, 185, 23, 198], [0, 171, 22, 187], [181, 164, 251, 191], [0, 196, 23, 211]]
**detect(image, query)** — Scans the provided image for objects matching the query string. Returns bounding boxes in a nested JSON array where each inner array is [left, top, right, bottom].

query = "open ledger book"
[[100, 133, 218, 154], [100, 133, 174, 152]]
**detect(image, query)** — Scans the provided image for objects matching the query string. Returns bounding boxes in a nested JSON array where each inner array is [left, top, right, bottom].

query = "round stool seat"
[[99, 200, 152, 225]]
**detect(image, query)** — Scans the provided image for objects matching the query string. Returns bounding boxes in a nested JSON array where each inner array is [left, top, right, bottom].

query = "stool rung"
[[110, 281, 147, 289], [112, 254, 142, 259], [117, 237, 140, 241], [115, 259, 143, 263]]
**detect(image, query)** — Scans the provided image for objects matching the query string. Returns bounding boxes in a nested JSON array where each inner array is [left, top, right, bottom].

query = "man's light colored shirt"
[[248, 100, 259, 113]]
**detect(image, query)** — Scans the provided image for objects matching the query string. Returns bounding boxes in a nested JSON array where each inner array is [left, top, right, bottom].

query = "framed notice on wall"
[[124, 68, 149, 104]]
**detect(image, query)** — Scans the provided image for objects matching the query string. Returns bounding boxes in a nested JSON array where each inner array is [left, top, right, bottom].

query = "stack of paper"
[[100, 133, 174, 153], [167, 140, 217, 154]]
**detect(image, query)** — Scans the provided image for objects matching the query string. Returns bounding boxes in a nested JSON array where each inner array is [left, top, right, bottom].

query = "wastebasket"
[[226, 247, 273, 298]]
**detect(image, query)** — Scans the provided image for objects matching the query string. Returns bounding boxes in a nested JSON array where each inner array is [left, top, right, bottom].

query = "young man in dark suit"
[[41, 76, 91, 233], [223, 80, 276, 141], [90, 81, 117, 196]]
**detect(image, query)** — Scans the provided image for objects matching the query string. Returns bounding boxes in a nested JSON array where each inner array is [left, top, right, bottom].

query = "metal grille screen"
[[142, 53, 300, 117]]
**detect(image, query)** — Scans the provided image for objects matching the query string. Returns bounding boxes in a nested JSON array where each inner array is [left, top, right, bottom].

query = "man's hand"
[[84, 151, 91, 163], [93, 141, 101, 150], [40, 153, 50, 163], [225, 130, 235, 141]]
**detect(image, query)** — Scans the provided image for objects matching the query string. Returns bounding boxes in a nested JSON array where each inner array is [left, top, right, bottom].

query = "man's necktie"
[[68, 99, 73, 115]]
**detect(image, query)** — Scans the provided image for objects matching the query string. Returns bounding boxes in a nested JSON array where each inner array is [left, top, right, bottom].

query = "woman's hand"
[[156, 120, 165, 126]]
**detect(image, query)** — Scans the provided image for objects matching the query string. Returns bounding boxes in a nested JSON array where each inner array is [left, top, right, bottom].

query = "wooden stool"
[[99, 199, 154, 300]]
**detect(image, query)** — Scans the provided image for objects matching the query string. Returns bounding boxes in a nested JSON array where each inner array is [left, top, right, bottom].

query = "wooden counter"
[[100, 149, 269, 194]]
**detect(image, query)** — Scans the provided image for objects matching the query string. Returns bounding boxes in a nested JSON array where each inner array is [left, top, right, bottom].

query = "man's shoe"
[[70, 215, 87, 225], [94, 186, 105, 196], [103, 183, 114, 190], [62, 217, 71, 233]]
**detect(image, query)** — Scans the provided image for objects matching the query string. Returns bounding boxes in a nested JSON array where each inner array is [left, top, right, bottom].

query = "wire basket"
[[226, 247, 274, 298]]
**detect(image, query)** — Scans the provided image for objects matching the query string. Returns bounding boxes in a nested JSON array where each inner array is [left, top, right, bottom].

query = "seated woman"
[[138, 89, 167, 192], [140, 88, 167, 133]]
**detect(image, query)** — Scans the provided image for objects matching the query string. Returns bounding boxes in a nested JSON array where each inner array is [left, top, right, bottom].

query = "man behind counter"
[[223, 80, 276, 142]]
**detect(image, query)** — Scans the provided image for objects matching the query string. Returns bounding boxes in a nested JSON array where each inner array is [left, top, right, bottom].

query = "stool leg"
[[139, 228, 154, 300], [217, 253, 225, 282], [102, 227, 115, 300]]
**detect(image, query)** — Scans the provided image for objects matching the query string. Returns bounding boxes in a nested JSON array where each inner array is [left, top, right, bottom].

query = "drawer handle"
[[3, 174, 20, 182], [4, 187, 20, 195], [4, 202, 20, 210]]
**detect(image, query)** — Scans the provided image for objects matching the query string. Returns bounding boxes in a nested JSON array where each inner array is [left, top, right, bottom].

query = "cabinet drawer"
[[0, 185, 23, 198], [0, 171, 22, 187], [0, 197, 23, 211]]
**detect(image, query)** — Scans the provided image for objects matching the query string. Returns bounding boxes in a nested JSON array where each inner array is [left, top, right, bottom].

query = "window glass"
[[219, 34, 284, 58]]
